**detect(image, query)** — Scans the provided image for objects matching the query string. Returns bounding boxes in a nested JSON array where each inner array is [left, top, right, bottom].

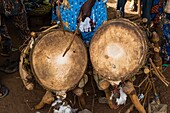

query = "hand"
[[78, 0, 96, 22]]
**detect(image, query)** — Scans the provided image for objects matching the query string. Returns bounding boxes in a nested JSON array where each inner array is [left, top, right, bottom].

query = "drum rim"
[[30, 29, 88, 92], [90, 18, 148, 81]]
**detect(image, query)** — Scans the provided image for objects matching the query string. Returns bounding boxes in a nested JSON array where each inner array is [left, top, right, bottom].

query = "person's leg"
[[0, 83, 9, 99], [0, 14, 11, 56], [0, 13, 29, 73], [116, 0, 121, 10], [116, 0, 127, 17], [10, 13, 30, 42], [142, 0, 153, 24]]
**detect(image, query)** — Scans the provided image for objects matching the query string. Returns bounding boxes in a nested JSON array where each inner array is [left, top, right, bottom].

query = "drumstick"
[[62, 8, 83, 57], [62, 26, 79, 57], [57, 1, 65, 35]]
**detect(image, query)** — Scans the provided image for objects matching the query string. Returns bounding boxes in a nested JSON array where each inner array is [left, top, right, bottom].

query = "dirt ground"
[[0, 0, 170, 113]]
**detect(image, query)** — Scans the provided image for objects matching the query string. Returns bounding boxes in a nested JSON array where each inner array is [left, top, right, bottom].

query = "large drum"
[[30, 29, 88, 91], [90, 19, 148, 81]]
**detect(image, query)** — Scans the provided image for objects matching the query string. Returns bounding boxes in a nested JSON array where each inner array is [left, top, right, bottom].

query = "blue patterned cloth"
[[149, 0, 170, 62], [150, 0, 163, 24], [163, 14, 170, 61], [162, 0, 170, 61], [52, 0, 108, 42]]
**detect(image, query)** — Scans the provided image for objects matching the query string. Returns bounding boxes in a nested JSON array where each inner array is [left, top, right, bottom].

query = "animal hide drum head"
[[30, 29, 87, 91], [90, 19, 148, 81]]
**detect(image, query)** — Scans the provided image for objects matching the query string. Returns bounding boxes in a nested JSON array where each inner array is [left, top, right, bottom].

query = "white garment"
[[79, 17, 92, 32], [116, 87, 127, 105]]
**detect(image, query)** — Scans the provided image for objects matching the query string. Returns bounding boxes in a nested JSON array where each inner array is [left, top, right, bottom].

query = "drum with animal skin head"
[[90, 19, 148, 81], [30, 29, 88, 91]]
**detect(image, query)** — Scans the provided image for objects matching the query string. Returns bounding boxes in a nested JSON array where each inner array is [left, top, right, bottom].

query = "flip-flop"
[[0, 84, 9, 99]]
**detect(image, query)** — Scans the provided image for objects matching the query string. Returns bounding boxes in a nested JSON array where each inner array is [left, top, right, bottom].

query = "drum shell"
[[90, 19, 148, 81], [30, 29, 88, 92]]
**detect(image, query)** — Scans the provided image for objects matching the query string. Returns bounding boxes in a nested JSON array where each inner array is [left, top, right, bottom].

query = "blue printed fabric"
[[150, 0, 170, 61], [163, 14, 170, 61], [52, 0, 108, 42], [151, 0, 163, 24]]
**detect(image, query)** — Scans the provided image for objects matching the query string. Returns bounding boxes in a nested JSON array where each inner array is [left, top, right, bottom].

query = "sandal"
[[0, 84, 9, 99]]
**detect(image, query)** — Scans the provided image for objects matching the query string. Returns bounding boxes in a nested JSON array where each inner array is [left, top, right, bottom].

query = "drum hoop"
[[119, 19, 148, 80], [30, 29, 88, 92], [90, 18, 148, 81]]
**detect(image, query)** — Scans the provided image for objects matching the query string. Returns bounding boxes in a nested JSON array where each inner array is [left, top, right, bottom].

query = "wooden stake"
[[123, 81, 146, 113], [104, 88, 115, 109], [78, 94, 86, 109], [35, 91, 54, 110], [125, 104, 134, 113], [99, 80, 110, 90], [137, 0, 141, 17], [72, 88, 86, 109]]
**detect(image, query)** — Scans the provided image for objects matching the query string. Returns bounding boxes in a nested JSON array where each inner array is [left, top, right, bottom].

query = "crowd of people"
[[0, 0, 169, 106], [0, 0, 29, 98]]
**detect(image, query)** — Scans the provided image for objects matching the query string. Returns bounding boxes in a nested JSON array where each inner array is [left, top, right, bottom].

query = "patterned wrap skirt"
[[52, 0, 108, 42]]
